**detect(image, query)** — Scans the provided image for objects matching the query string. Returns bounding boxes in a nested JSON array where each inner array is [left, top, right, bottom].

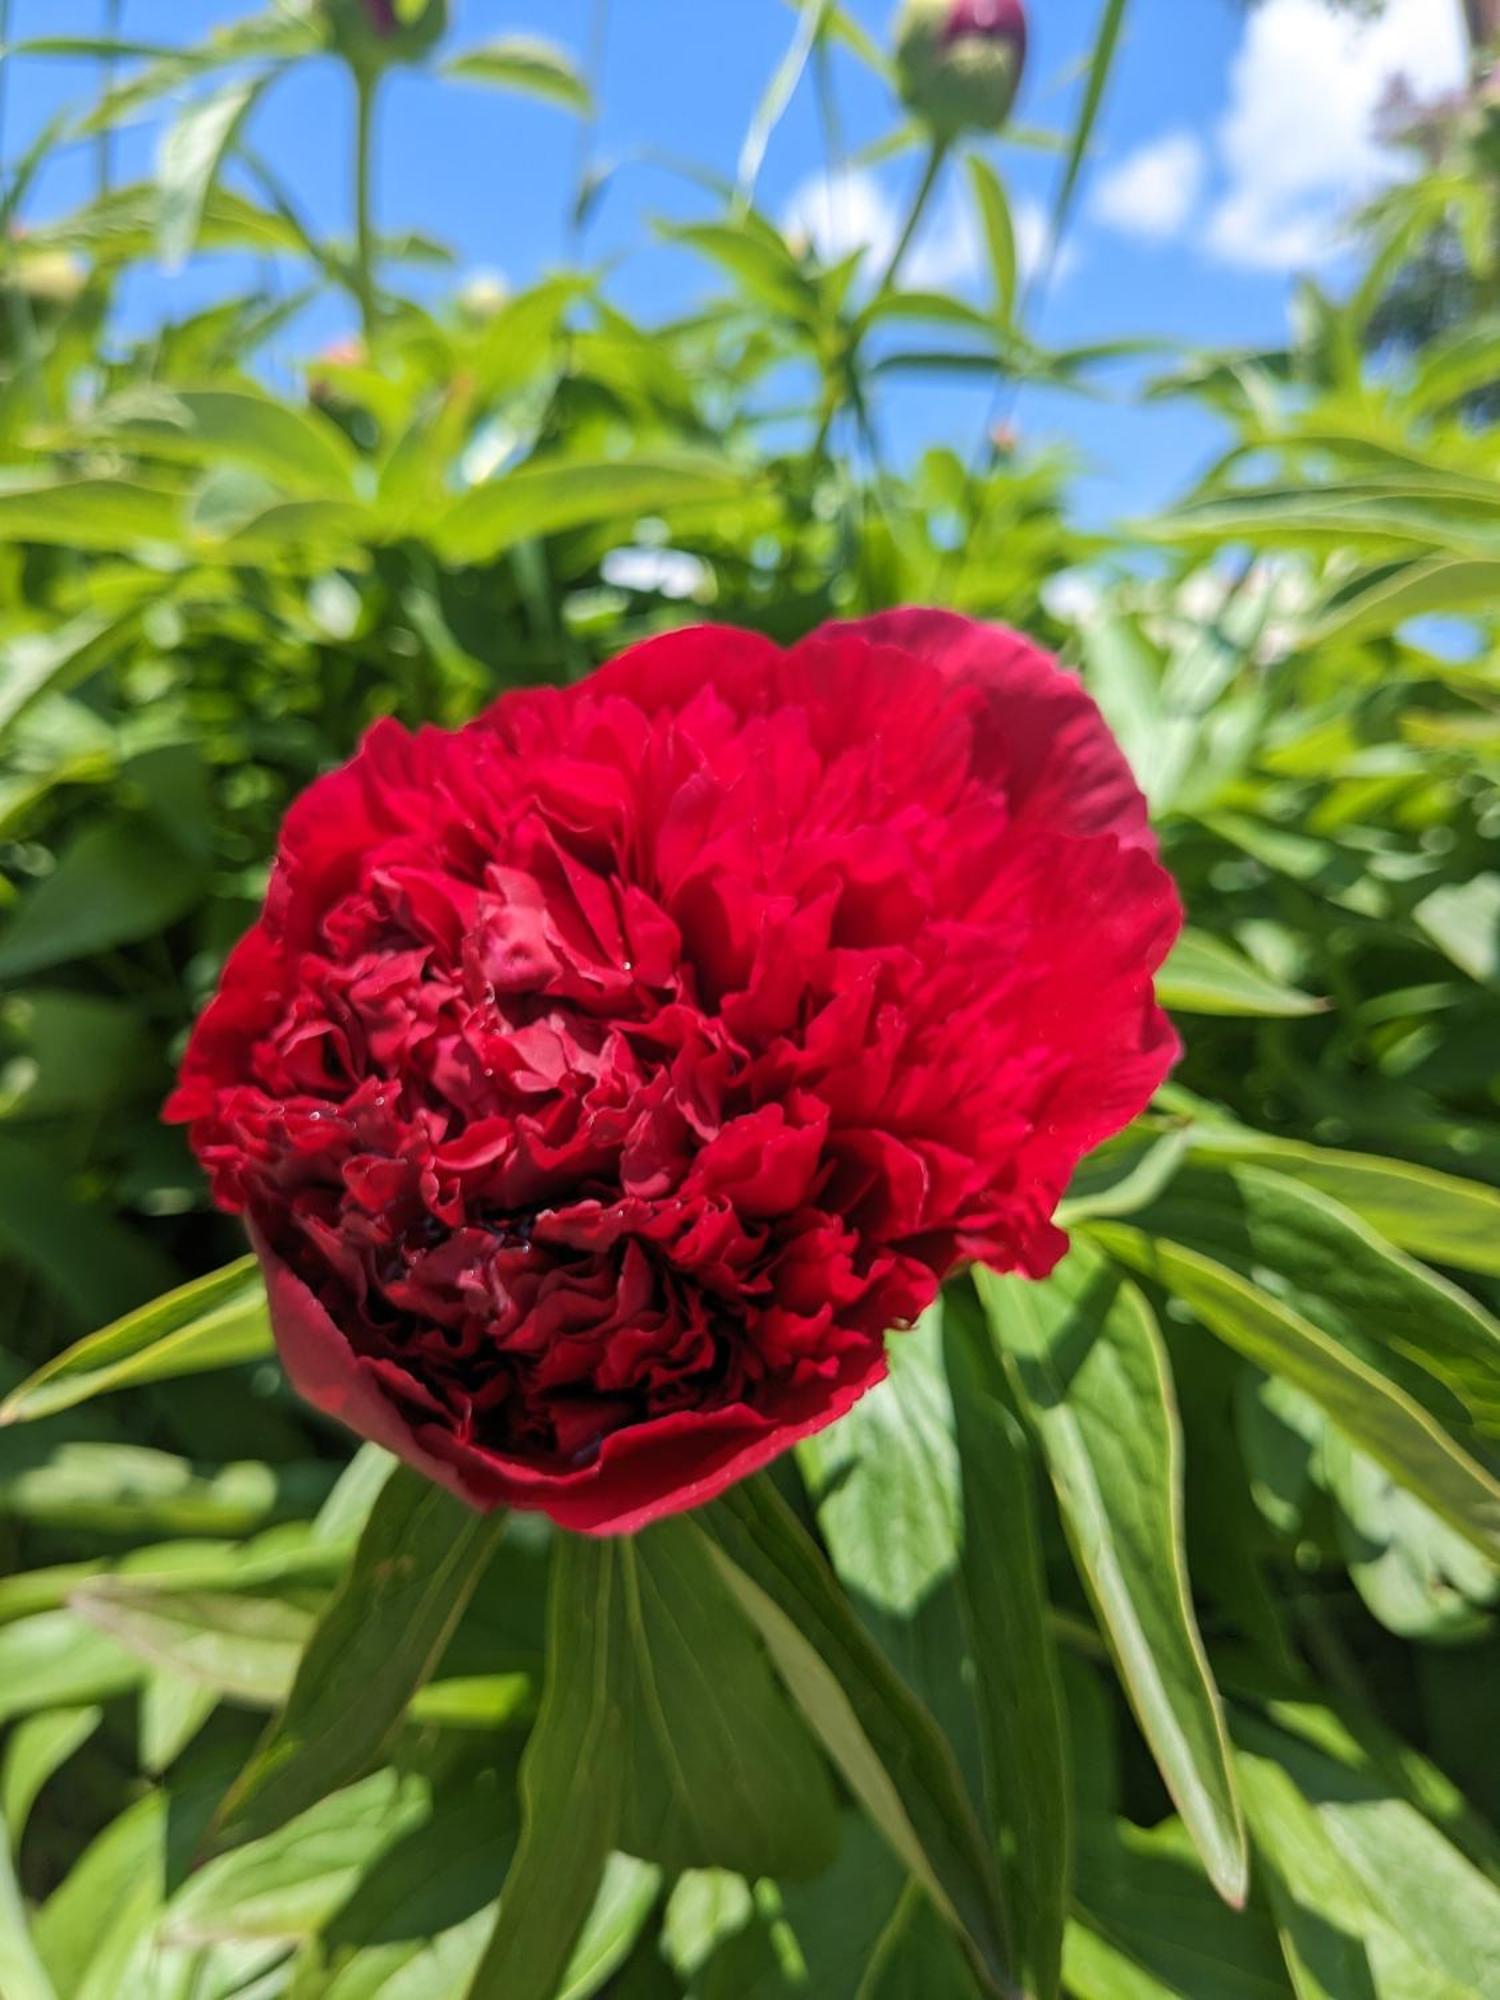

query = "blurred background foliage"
[[1, 3, 1500, 1997]]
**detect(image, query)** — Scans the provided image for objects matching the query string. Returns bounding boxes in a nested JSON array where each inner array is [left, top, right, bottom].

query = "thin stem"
[[872, 137, 948, 303], [569, 0, 609, 251], [353, 66, 380, 341], [97, 0, 123, 199]]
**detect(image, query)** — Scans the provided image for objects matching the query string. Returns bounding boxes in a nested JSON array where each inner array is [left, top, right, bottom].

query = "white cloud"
[[1091, 131, 1206, 241], [1205, 0, 1465, 272], [600, 547, 712, 600], [782, 166, 897, 273], [781, 168, 1078, 294], [1013, 196, 1079, 288]]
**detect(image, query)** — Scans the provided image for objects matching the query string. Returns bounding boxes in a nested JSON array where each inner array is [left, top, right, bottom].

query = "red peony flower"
[[168, 612, 1180, 1533]]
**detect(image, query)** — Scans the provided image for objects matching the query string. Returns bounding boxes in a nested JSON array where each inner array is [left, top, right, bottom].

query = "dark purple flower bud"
[[895, 0, 1028, 139]]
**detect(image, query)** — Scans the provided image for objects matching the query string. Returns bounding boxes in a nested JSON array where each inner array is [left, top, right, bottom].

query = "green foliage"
[[1, 4, 1498, 1997]]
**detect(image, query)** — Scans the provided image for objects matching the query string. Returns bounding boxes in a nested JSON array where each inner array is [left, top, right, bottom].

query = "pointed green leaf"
[[977, 1248, 1247, 1907], [700, 1478, 1013, 1996], [0, 1259, 269, 1426], [947, 1292, 1072, 2000], [1157, 930, 1325, 1019], [210, 1465, 508, 1850]]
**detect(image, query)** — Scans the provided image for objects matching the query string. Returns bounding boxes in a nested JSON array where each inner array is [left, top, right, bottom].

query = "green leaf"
[[946, 1293, 1071, 2000], [436, 456, 742, 566], [1182, 1133, 1500, 1279], [0, 1259, 270, 1426], [1094, 1226, 1500, 1565], [1, 1707, 101, 1849], [167, 1769, 432, 1948], [1312, 556, 1500, 643], [0, 1612, 143, 1727], [0, 1811, 55, 2000], [1157, 930, 1325, 1019], [862, 1882, 986, 1999], [977, 1248, 1248, 1907], [0, 1444, 334, 1538], [0, 479, 182, 551], [797, 1314, 977, 1770], [1065, 1815, 1289, 2000], [90, 387, 361, 498], [0, 613, 141, 737], [1323, 1428, 1498, 1643], [463, 1538, 626, 2000], [1046, 0, 1131, 274], [158, 79, 263, 269], [444, 36, 592, 113], [210, 1465, 508, 1851], [0, 818, 207, 980], [700, 1478, 1013, 1996], [966, 155, 1018, 327], [1414, 874, 1500, 987], [1110, 1163, 1500, 1438], [661, 220, 821, 322], [1234, 1710, 1500, 1999]]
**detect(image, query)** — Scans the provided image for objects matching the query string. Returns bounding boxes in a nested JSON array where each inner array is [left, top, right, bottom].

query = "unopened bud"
[[894, 0, 1027, 140]]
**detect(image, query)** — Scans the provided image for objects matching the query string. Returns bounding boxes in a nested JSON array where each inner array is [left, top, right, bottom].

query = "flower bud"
[[322, 0, 447, 69], [894, 0, 1027, 141]]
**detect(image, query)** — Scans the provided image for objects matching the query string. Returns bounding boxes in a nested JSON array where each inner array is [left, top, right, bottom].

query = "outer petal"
[[251, 1223, 887, 1535], [809, 609, 1157, 852]]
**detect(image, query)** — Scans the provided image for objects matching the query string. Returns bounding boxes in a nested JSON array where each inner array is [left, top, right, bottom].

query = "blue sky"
[[3, 0, 1469, 524]]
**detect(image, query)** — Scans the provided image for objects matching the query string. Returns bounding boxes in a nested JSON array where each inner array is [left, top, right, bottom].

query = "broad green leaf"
[[90, 387, 361, 497], [1414, 875, 1500, 987], [1, 1708, 101, 1849], [0, 1524, 346, 1626], [0, 479, 182, 551], [70, 1571, 528, 1726], [0, 1612, 143, 1727], [1065, 1816, 1289, 2000], [1113, 1164, 1500, 1437], [1183, 1133, 1500, 1279], [661, 221, 821, 322], [0, 818, 206, 980], [0, 1258, 269, 1425], [977, 1248, 1247, 1907], [71, 1584, 315, 1706], [557, 1855, 662, 2000], [946, 1293, 1071, 2000], [1234, 1711, 1500, 1999], [862, 1883, 985, 1999], [167, 1770, 432, 1947], [211, 1465, 508, 1850], [0, 1444, 334, 1537], [286, 1786, 517, 1999], [797, 1315, 978, 1770], [1157, 930, 1324, 1019], [139, 1669, 218, 1774], [464, 1537, 627, 2000], [700, 1478, 1012, 1996], [1323, 1429, 1498, 1643], [1060, 1127, 1191, 1224], [158, 79, 263, 268], [0, 1811, 55, 2000], [1094, 1226, 1500, 1564], [444, 36, 592, 113], [436, 457, 742, 565], [0, 614, 140, 736], [1312, 556, 1500, 643]]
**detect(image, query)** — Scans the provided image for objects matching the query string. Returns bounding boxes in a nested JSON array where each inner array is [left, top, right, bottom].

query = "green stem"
[[872, 137, 948, 303], [97, 0, 122, 199], [353, 66, 380, 341]]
